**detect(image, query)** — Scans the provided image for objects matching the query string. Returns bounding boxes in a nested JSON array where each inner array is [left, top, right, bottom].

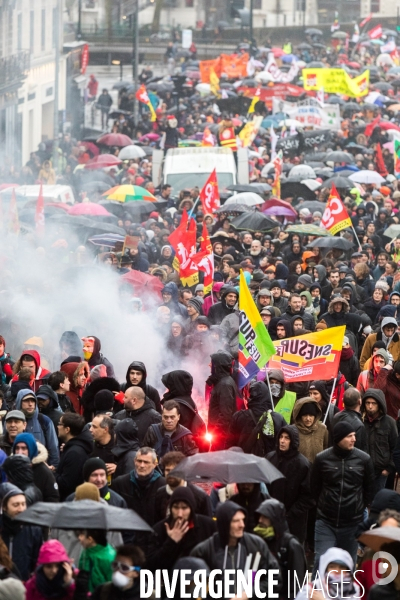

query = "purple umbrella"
[[263, 205, 297, 220]]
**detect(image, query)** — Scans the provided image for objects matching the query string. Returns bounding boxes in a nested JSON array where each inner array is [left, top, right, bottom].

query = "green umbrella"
[[285, 224, 332, 237]]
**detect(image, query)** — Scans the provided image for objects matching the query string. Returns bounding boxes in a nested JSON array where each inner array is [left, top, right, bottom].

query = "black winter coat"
[[114, 399, 161, 444], [310, 445, 375, 527], [361, 388, 398, 475], [81, 377, 121, 422], [368, 581, 400, 599], [55, 428, 93, 500], [207, 351, 237, 450], [0, 514, 43, 581], [121, 361, 161, 413], [230, 485, 270, 532], [161, 370, 206, 438], [154, 483, 212, 524], [332, 409, 369, 453], [280, 306, 315, 331], [266, 425, 314, 543], [32, 442, 60, 502], [112, 418, 140, 478], [112, 470, 166, 525], [142, 423, 199, 457]]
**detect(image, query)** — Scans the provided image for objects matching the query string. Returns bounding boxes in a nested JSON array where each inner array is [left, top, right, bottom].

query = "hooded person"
[[295, 547, 362, 600], [316, 296, 363, 339], [190, 500, 281, 596], [60, 360, 89, 414], [266, 425, 314, 544], [309, 380, 339, 435], [292, 397, 329, 464], [161, 371, 206, 447], [207, 351, 238, 451], [57, 330, 84, 366], [228, 381, 286, 456], [12, 433, 59, 503], [24, 539, 75, 600], [81, 367, 121, 423], [374, 359, 400, 420], [363, 288, 387, 324], [111, 419, 140, 478], [15, 389, 59, 468], [254, 498, 307, 599], [2, 454, 42, 506], [36, 384, 63, 428], [161, 282, 188, 319], [313, 264, 331, 301], [340, 336, 360, 387], [360, 316, 400, 369], [202, 282, 224, 317], [357, 348, 391, 394], [208, 286, 239, 326], [146, 486, 216, 572], [275, 319, 293, 340], [229, 484, 270, 532], [0, 335, 14, 386], [120, 361, 161, 413], [82, 336, 115, 378], [11, 350, 51, 394], [262, 369, 296, 424]]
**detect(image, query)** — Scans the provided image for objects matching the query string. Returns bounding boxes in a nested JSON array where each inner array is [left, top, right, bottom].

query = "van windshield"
[[166, 172, 234, 194]]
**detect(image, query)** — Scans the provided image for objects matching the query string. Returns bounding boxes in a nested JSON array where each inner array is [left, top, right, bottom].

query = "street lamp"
[[112, 59, 123, 80], [77, 0, 82, 40]]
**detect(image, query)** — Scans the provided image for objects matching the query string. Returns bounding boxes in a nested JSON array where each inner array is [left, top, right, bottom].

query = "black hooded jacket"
[[86, 336, 115, 378], [161, 370, 206, 439], [255, 499, 307, 599], [81, 376, 121, 422], [190, 501, 281, 595], [36, 384, 63, 428], [333, 407, 368, 453], [55, 428, 93, 500], [208, 287, 238, 325], [114, 398, 161, 445], [266, 425, 314, 542], [2, 455, 43, 506], [112, 418, 140, 478], [361, 388, 398, 476], [230, 484, 270, 532], [121, 361, 161, 413], [207, 351, 237, 450], [228, 381, 286, 456]]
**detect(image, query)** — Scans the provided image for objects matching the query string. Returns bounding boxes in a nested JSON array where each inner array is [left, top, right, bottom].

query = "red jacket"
[[11, 350, 51, 393]]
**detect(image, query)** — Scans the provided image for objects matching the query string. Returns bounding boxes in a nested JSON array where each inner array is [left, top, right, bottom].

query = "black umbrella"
[[209, 233, 245, 253], [297, 42, 312, 50], [305, 28, 323, 36], [320, 176, 352, 189], [281, 182, 316, 200], [304, 161, 325, 168], [214, 204, 251, 216], [325, 151, 354, 164], [307, 236, 354, 250], [227, 184, 271, 193], [49, 214, 126, 235], [312, 43, 326, 49], [80, 181, 110, 194], [307, 61, 325, 68], [108, 109, 133, 120], [326, 96, 346, 105], [295, 200, 326, 212], [112, 81, 132, 90], [15, 500, 152, 531], [342, 102, 361, 114], [231, 211, 277, 232], [373, 82, 394, 93], [345, 142, 368, 153], [169, 450, 284, 485], [313, 169, 333, 179]]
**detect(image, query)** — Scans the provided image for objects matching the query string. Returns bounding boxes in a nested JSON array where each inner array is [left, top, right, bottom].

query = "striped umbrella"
[[103, 185, 157, 202]]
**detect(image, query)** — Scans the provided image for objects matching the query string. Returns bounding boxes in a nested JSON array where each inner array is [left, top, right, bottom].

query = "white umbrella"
[[289, 165, 317, 179], [118, 145, 146, 160], [301, 178, 321, 191], [255, 71, 273, 83], [376, 53, 394, 67], [349, 170, 385, 185], [196, 83, 211, 95], [225, 192, 264, 206]]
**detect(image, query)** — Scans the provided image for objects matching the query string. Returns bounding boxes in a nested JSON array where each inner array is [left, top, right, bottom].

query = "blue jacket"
[[15, 389, 60, 467]]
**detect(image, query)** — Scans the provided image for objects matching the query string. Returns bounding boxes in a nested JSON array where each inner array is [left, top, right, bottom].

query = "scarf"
[[2, 513, 22, 536], [35, 565, 67, 599], [261, 410, 274, 437], [341, 346, 354, 361]]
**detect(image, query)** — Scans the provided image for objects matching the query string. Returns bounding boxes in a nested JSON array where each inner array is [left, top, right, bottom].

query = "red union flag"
[[35, 183, 45, 237], [168, 209, 206, 286], [321, 185, 351, 235], [200, 169, 220, 214], [359, 14, 372, 28], [368, 24, 382, 39], [193, 222, 214, 295]]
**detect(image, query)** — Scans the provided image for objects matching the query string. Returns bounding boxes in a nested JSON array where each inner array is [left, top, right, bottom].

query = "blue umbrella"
[[334, 165, 359, 172], [281, 54, 298, 63]]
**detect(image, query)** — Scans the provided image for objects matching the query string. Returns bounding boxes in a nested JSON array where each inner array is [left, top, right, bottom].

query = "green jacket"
[[275, 390, 297, 424], [79, 543, 116, 592]]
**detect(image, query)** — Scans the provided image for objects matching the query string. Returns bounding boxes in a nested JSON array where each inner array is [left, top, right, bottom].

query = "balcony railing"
[[0, 50, 30, 92]]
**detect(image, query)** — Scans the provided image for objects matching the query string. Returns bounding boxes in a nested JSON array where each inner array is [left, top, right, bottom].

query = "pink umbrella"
[[0, 184, 19, 191], [264, 205, 297, 220], [97, 133, 133, 147], [139, 133, 160, 142], [68, 203, 112, 216], [384, 141, 394, 152], [80, 141, 100, 157], [272, 48, 285, 58], [84, 154, 122, 170]]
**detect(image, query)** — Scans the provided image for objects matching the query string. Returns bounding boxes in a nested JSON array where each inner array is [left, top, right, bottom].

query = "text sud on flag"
[[259, 326, 345, 382], [238, 271, 276, 388]]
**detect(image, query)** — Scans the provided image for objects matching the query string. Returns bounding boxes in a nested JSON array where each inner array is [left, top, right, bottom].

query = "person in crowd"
[[90, 544, 145, 600], [114, 386, 161, 444], [0, 410, 27, 455], [77, 527, 116, 593], [332, 388, 368, 453], [121, 361, 161, 412], [47, 371, 75, 413], [13, 432, 59, 503], [112, 419, 140, 478], [293, 397, 329, 463], [2, 455, 42, 506], [25, 540, 75, 599], [207, 350, 237, 450], [60, 360, 89, 414], [360, 316, 400, 369], [36, 384, 63, 428], [90, 415, 117, 479], [142, 400, 199, 458], [56, 413, 93, 500]]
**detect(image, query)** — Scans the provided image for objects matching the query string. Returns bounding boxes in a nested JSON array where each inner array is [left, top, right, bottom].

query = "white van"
[[152, 146, 249, 194]]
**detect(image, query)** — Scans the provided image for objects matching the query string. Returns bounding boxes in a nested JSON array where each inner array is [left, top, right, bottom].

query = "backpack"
[[150, 424, 190, 459], [241, 410, 269, 457]]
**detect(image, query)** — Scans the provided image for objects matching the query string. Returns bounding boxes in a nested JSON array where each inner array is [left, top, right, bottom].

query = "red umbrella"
[[377, 121, 400, 132], [68, 203, 112, 216], [262, 198, 298, 215], [97, 133, 133, 147], [121, 270, 164, 301], [272, 48, 285, 58], [138, 133, 160, 142], [84, 154, 122, 170], [80, 141, 100, 157]]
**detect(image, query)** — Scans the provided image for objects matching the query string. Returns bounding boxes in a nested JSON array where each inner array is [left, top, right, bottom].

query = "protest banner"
[[272, 98, 341, 130], [263, 55, 300, 83], [303, 68, 369, 97], [238, 271, 276, 388], [260, 326, 345, 382], [276, 129, 332, 153]]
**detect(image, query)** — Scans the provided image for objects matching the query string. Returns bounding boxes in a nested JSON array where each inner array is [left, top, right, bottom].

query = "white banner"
[[262, 54, 300, 83], [272, 98, 341, 130]]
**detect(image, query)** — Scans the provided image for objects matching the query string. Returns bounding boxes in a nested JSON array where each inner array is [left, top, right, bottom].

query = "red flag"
[[199, 169, 220, 214], [321, 185, 352, 235], [375, 143, 388, 177], [368, 24, 382, 39], [35, 183, 45, 237], [168, 209, 202, 286], [194, 222, 214, 295], [365, 115, 381, 137], [359, 14, 372, 28]]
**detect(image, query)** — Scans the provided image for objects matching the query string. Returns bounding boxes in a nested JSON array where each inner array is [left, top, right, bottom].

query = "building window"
[[30, 10, 34, 52], [185, 0, 194, 6], [41, 8, 45, 51], [253, 0, 262, 8], [17, 13, 22, 51], [371, 0, 379, 11], [296, 0, 306, 10]]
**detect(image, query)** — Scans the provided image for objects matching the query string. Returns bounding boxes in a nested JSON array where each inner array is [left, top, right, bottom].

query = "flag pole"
[[265, 370, 274, 410], [188, 196, 200, 220], [350, 223, 362, 251], [322, 376, 337, 426]]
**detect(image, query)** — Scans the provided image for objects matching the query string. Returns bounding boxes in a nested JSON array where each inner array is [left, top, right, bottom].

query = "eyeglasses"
[[111, 561, 141, 573]]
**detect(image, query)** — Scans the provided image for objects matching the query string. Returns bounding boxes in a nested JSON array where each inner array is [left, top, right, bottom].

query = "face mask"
[[112, 571, 130, 589], [253, 524, 275, 540], [270, 383, 281, 397], [327, 571, 354, 597]]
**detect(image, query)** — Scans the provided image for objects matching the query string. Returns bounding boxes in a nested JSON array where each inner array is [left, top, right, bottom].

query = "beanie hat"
[[298, 402, 319, 418], [0, 578, 26, 600], [188, 297, 203, 315], [333, 421, 355, 445], [374, 349, 390, 365], [94, 389, 115, 413], [75, 482, 100, 502], [269, 280, 282, 289], [83, 457, 107, 482], [0, 483, 24, 508], [13, 433, 38, 460], [169, 486, 196, 515], [297, 274, 313, 287]]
